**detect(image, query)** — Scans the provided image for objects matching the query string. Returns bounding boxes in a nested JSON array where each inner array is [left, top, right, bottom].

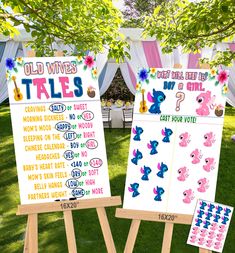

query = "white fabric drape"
[[215, 43, 235, 107], [96, 48, 109, 74], [158, 43, 174, 68], [52, 41, 75, 55], [127, 41, 148, 73], [120, 63, 136, 95], [22, 42, 75, 57], [201, 46, 214, 60], [215, 43, 235, 106], [174, 46, 189, 68], [22, 42, 31, 56], [0, 35, 10, 42], [99, 63, 119, 96], [0, 41, 20, 103], [226, 63, 235, 107]]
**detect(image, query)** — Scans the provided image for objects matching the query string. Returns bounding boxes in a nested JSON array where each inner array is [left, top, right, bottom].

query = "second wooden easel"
[[116, 63, 212, 253], [115, 208, 211, 253]]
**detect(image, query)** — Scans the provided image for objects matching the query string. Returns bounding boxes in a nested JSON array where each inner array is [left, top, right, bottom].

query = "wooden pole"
[[199, 249, 212, 253], [173, 63, 182, 69], [23, 216, 30, 253], [23, 50, 37, 253], [96, 207, 117, 253], [28, 214, 38, 253], [161, 223, 174, 253], [63, 211, 77, 253], [199, 63, 210, 69], [26, 50, 36, 57], [124, 219, 141, 253], [54, 50, 64, 57]]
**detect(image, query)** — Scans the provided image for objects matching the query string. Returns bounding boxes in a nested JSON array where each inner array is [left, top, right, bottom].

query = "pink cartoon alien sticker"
[[183, 189, 194, 204], [204, 132, 216, 147], [196, 90, 216, 116], [197, 178, 209, 193], [190, 149, 203, 164], [177, 166, 189, 181], [203, 158, 216, 172], [179, 132, 191, 147]]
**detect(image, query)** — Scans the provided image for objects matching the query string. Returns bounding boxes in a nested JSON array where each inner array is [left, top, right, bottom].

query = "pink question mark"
[[176, 92, 185, 111]]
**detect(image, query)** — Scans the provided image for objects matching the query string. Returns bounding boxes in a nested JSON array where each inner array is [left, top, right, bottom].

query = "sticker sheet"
[[187, 199, 233, 252], [123, 68, 228, 215], [6, 56, 111, 204]]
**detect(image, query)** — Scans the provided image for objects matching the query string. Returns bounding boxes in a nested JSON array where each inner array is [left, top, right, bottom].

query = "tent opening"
[[101, 67, 134, 104]]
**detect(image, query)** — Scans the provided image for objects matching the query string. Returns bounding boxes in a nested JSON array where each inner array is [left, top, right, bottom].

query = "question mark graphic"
[[175, 92, 185, 111]]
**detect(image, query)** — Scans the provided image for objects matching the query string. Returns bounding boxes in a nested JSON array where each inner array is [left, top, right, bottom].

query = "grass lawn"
[[0, 104, 234, 253]]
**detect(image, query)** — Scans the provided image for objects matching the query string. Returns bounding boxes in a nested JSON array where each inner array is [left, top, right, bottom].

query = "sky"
[[112, 0, 197, 9], [112, 0, 124, 10]]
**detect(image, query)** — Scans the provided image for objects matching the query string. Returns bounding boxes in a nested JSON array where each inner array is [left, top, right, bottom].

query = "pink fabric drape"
[[127, 62, 137, 88], [142, 41, 162, 68], [187, 52, 201, 69], [229, 43, 235, 52]]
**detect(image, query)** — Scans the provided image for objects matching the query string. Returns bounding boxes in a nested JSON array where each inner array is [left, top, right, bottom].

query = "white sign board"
[[123, 68, 228, 215], [6, 56, 111, 204]]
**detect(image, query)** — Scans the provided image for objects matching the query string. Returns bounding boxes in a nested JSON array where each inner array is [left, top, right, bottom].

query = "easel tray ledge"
[[17, 196, 121, 215], [116, 208, 193, 225]]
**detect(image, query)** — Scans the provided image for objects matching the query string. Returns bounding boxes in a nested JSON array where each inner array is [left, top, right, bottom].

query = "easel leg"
[[96, 207, 117, 253], [199, 248, 212, 253], [23, 216, 30, 253], [124, 219, 141, 253], [28, 214, 38, 253], [161, 223, 174, 253], [63, 210, 77, 253]]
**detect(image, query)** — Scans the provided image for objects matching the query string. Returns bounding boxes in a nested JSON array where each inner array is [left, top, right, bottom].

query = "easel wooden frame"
[[16, 50, 121, 253], [18, 196, 121, 253], [115, 208, 211, 253], [116, 63, 212, 253]]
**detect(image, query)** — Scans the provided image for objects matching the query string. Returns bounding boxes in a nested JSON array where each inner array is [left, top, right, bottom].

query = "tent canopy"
[[0, 28, 235, 106]]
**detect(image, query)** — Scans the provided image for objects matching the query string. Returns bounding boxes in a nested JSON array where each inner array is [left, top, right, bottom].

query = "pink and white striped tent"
[[0, 28, 235, 106]]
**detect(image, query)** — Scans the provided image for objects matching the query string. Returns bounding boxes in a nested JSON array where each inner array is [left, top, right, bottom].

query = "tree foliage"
[[122, 0, 164, 27], [143, 0, 235, 66], [0, 0, 129, 61]]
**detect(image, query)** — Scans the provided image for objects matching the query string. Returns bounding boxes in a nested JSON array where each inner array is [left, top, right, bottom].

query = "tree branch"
[[18, 0, 77, 36], [186, 19, 235, 40]]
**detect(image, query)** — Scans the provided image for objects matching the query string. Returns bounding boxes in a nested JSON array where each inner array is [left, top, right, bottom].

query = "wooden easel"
[[16, 50, 121, 253], [116, 63, 212, 253], [115, 208, 211, 253], [18, 196, 121, 253]]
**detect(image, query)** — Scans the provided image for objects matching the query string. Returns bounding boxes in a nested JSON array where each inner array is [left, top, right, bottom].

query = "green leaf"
[[66, 20, 73, 26], [31, 30, 38, 38], [221, 5, 228, 12]]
